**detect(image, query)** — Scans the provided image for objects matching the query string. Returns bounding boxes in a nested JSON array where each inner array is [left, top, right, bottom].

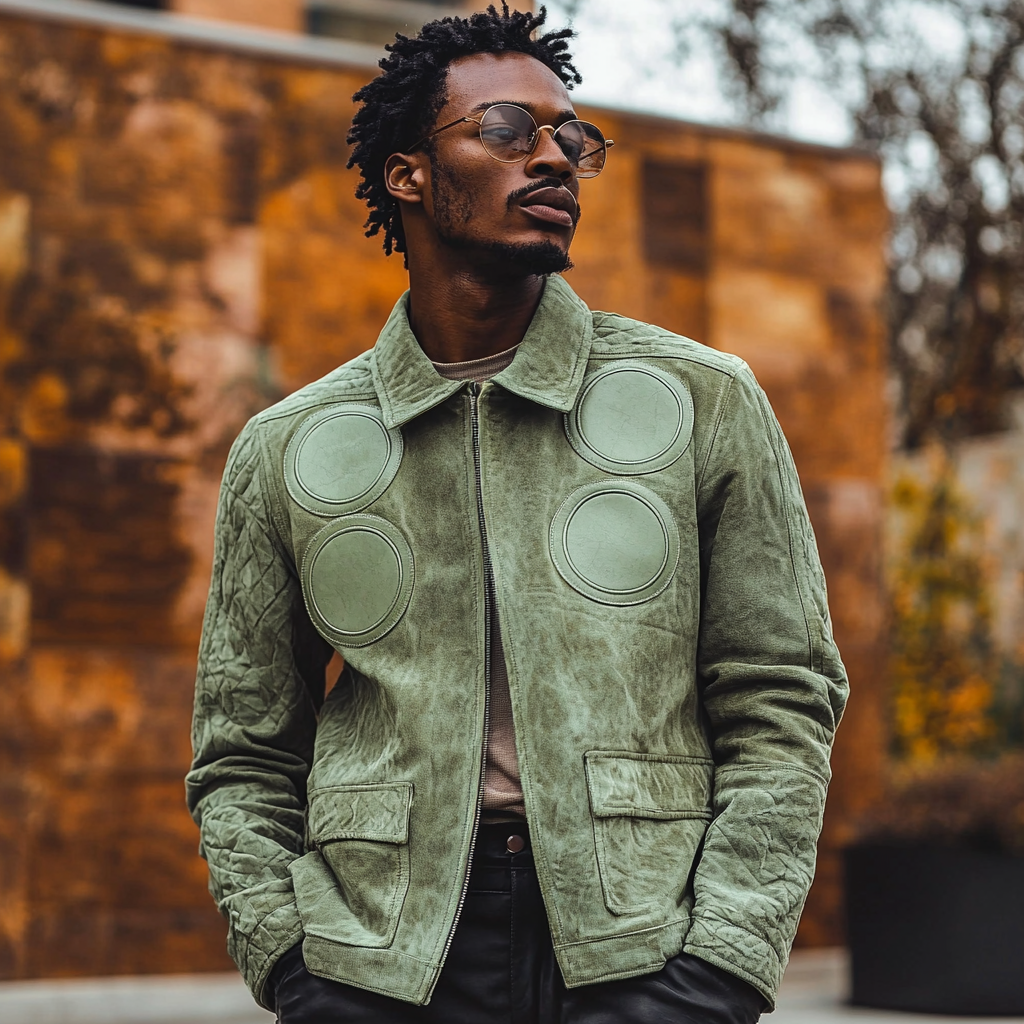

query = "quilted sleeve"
[[684, 366, 849, 1008], [186, 420, 332, 1008]]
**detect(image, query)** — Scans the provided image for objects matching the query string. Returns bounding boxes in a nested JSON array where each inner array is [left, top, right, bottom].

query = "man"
[[187, 6, 848, 1023]]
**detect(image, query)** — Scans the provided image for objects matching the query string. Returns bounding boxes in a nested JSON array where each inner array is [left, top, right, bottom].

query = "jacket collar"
[[370, 274, 594, 429]]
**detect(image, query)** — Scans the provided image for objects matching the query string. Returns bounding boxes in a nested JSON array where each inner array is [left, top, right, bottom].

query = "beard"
[[460, 239, 574, 276], [430, 160, 574, 276]]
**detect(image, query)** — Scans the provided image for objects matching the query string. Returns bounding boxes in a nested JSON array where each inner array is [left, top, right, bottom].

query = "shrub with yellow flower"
[[888, 450, 1012, 762]]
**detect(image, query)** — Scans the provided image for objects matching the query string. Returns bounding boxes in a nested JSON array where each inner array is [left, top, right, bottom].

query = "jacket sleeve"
[[186, 421, 332, 1008], [683, 365, 849, 1008]]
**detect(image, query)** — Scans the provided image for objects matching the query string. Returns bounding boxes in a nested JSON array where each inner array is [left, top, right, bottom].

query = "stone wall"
[[0, 4, 888, 978]]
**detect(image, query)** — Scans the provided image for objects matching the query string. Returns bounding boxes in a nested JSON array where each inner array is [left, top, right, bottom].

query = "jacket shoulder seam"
[[254, 358, 378, 425], [590, 348, 741, 377], [252, 418, 294, 563], [256, 386, 379, 425], [590, 313, 745, 376], [741, 366, 818, 672], [695, 374, 736, 495]]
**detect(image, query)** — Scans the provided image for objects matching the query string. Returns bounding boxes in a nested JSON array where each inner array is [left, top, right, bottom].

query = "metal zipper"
[[436, 380, 492, 980]]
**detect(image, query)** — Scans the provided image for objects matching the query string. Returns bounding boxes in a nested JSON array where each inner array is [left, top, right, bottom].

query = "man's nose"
[[525, 127, 574, 182]]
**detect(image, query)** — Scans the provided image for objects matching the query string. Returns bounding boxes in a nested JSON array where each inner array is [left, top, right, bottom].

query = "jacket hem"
[[300, 934, 438, 1005], [554, 917, 687, 988]]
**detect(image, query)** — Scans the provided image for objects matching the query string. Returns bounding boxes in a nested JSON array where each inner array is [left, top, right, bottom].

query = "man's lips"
[[519, 187, 578, 228]]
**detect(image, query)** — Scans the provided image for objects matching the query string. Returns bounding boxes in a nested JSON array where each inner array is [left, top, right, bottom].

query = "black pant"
[[273, 823, 764, 1023]]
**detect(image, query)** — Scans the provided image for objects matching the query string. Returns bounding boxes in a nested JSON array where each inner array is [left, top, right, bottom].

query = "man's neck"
[[405, 260, 546, 364]]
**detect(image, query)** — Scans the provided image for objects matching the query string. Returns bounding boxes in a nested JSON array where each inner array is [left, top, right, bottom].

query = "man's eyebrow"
[[469, 100, 578, 122]]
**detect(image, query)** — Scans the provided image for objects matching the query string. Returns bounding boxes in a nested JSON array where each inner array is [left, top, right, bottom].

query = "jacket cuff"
[[220, 879, 305, 1010], [683, 912, 782, 1010]]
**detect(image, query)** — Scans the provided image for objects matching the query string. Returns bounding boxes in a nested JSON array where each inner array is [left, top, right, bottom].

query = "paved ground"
[[772, 949, 1024, 1023], [0, 949, 1020, 1023], [0, 970, 272, 1024]]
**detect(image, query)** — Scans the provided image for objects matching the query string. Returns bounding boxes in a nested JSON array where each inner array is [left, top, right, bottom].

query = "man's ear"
[[385, 153, 426, 205]]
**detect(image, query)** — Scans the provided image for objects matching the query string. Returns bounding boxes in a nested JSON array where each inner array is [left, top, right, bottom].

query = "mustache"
[[506, 178, 581, 223]]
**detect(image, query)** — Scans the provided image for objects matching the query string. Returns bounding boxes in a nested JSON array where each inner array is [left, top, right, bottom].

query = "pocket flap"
[[585, 752, 713, 820], [308, 782, 412, 844]]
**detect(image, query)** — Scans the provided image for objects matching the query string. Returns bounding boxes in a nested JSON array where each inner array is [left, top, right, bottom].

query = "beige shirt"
[[432, 345, 526, 820]]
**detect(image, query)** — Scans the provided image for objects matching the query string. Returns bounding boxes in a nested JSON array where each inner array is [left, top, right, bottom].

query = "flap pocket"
[[585, 752, 713, 820], [308, 782, 412, 845]]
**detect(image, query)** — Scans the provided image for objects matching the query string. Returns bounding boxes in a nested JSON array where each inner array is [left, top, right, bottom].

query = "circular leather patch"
[[565, 363, 693, 475], [285, 404, 403, 516], [302, 516, 414, 647], [549, 482, 679, 605]]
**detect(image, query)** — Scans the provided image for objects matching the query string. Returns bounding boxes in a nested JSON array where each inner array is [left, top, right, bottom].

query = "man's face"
[[419, 52, 583, 275]]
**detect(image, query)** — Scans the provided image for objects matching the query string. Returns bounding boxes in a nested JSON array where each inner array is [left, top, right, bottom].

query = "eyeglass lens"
[[478, 104, 608, 177]]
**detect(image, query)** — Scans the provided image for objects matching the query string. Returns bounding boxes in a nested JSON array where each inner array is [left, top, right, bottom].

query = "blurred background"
[[0, 0, 1021, 1017]]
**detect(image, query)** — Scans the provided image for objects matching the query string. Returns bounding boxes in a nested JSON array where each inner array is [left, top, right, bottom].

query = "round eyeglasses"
[[410, 103, 614, 178]]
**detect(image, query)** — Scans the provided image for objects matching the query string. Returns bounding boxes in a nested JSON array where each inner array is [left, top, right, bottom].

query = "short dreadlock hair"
[[347, 4, 581, 257]]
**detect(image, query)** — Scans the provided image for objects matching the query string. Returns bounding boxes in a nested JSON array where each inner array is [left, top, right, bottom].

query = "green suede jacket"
[[186, 274, 848, 1011]]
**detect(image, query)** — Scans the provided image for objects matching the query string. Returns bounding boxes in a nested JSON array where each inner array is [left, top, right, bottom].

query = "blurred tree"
[[888, 451, 1024, 759], [568, 0, 1024, 449], [889, 457, 997, 760]]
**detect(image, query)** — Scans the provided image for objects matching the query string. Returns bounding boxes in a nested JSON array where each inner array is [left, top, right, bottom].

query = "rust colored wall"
[[0, 7, 888, 979]]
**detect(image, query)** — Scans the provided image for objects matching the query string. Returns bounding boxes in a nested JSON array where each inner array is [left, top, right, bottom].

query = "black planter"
[[844, 843, 1024, 1015]]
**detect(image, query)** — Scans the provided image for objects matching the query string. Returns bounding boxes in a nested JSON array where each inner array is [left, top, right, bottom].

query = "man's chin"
[[438, 232, 573, 277], [487, 241, 574, 276]]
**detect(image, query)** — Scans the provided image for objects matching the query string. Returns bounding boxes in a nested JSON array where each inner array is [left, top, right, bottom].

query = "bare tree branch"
[[567, 0, 1024, 447]]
